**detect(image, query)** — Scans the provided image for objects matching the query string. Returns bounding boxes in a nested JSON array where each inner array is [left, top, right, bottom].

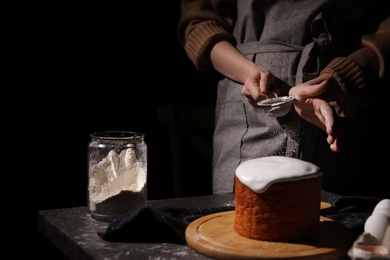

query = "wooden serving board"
[[186, 202, 351, 259]]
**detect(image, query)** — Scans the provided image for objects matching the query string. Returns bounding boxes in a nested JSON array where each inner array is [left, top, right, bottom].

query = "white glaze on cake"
[[235, 156, 322, 193]]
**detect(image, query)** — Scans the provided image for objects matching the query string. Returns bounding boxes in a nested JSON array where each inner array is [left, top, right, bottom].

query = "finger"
[[329, 135, 341, 152], [315, 99, 335, 136], [259, 71, 273, 92], [243, 83, 269, 102], [314, 100, 340, 152], [298, 99, 332, 132], [290, 80, 329, 101]]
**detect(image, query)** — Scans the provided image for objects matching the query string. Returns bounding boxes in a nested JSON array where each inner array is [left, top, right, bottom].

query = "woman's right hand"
[[210, 41, 280, 106], [241, 67, 280, 107]]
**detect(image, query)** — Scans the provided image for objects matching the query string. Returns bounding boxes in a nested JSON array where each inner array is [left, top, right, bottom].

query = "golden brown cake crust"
[[234, 175, 322, 242]]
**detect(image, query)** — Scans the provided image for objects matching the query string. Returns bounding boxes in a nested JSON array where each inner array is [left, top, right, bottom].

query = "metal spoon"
[[257, 95, 294, 117]]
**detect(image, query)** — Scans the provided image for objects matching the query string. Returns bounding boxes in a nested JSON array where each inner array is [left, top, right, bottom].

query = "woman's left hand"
[[289, 75, 340, 152]]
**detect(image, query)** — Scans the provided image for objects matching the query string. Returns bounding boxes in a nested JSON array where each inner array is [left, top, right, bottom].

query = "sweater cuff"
[[185, 20, 233, 71], [320, 57, 370, 117], [320, 57, 367, 94]]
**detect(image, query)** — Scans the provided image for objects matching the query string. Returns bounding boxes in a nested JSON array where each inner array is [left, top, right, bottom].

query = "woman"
[[177, 0, 389, 197]]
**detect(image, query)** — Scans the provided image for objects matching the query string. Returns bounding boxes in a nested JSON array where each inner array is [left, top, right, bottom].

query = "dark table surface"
[[38, 191, 344, 260]]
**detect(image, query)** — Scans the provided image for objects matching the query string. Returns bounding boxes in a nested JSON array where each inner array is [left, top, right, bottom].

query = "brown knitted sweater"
[[177, 0, 390, 117]]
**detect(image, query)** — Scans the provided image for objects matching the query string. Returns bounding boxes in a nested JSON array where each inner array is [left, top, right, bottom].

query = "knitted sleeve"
[[321, 15, 390, 117], [177, 0, 236, 71]]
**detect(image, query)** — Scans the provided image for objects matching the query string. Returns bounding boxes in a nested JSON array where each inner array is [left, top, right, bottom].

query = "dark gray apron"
[[212, 0, 371, 194]]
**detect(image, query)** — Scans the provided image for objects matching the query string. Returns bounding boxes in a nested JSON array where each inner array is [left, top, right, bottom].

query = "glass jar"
[[88, 131, 147, 222]]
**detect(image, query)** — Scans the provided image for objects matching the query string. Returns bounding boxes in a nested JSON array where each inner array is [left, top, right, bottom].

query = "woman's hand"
[[209, 41, 280, 107], [289, 75, 340, 152], [241, 68, 280, 107]]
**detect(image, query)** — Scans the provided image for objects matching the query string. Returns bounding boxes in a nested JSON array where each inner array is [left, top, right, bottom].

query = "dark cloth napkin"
[[98, 195, 383, 244]]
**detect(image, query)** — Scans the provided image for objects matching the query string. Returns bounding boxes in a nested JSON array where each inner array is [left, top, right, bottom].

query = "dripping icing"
[[235, 156, 322, 193]]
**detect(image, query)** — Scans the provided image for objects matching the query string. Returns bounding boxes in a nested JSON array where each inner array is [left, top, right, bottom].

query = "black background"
[[33, 2, 390, 258], [35, 1, 218, 258]]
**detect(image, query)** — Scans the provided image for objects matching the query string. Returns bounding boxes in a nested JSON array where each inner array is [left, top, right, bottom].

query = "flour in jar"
[[88, 148, 147, 211]]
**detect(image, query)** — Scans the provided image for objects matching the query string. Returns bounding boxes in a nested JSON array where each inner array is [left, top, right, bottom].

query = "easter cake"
[[234, 156, 323, 242]]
